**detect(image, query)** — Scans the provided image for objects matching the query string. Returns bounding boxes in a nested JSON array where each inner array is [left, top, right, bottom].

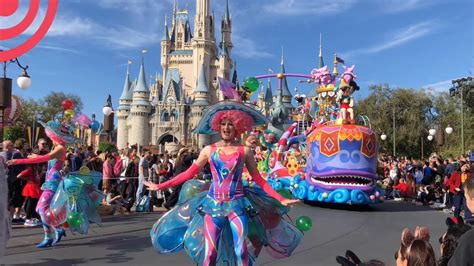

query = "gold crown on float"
[[316, 83, 335, 94]]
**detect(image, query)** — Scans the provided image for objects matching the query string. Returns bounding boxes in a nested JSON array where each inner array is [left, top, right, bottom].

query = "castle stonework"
[[117, 0, 233, 152]]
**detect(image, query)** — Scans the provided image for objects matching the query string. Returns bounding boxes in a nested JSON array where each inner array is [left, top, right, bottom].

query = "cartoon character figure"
[[337, 86, 354, 124], [336, 65, 359, 124], [311, 66, 338, 123]]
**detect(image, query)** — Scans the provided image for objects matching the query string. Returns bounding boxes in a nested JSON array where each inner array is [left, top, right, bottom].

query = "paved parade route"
[[2, 201, 449, 266]]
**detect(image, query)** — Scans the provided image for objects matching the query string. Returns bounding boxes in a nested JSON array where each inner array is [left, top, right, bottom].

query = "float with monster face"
[[249, 56, 384, 205]]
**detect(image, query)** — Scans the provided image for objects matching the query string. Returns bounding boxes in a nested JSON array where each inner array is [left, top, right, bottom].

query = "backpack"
[[135, 195, 151, 212]]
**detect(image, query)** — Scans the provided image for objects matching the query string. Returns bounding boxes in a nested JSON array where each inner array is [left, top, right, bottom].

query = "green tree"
[[433, 92, 474, 156], [16, 97, 41, 128], [39, 92, 83, 122], [16, 92, 83, 126], [4, 125, 24, 142], [98, 142, 117, 153], [356, 85, 436, 159]]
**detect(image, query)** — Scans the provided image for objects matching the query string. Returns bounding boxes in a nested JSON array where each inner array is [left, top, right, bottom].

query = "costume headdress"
[[39, 119, 79, 144], [194, 100, 269, 135]]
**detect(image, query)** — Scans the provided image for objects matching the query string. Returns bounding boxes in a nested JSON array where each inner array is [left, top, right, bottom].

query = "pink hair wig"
[[211, 110, 254, 136], [45, 129, 65, 145]]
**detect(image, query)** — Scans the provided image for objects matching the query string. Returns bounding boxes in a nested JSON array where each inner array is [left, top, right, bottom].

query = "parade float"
[[237, 55, 384, 205]]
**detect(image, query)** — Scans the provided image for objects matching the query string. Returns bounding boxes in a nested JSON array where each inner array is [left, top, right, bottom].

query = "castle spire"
[[280, 47, 293, 107], [264, 78, 273, 103], [281, 46, 284, 65], [319, 32, 324, 68], [172, 0, 177, 22], [224, 0, 230, 22], [195, 64, 209, 94], [231, 60, 239, 87], [162, 15, 170, 41], [134, 57, 149, 93], [119, 63, 132, 101]]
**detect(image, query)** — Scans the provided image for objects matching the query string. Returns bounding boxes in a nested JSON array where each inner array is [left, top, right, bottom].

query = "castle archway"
[[157, 133, 180, 153]]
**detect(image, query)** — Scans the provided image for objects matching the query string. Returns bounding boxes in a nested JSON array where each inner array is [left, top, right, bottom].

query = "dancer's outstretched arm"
[[7, 145, 65, 165], [144, 146, 210, 191], [244, 147, 300, 206]]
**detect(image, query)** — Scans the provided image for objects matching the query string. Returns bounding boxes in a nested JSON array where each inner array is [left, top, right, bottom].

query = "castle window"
[[171, 109, 178, 122], [161, 110, 170, 121]]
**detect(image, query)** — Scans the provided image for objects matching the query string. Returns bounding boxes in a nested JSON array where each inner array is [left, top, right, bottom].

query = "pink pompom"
[[369, 195, 375, 201], [75, 114, 92, 128]]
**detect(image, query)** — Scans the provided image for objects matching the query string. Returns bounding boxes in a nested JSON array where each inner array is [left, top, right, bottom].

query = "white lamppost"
[[1, 56, 32, 141], [445, 125, 453, 135]]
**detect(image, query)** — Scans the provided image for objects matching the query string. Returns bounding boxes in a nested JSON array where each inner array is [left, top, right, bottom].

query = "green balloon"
[[67, 212, 83, 228], [276, 188, 292, 199], [296, 215, 312, 232], [243, 77, 259, 92]]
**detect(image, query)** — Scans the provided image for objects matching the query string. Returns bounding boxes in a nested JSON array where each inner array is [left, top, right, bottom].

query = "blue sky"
[[1, 0, 473, 120]]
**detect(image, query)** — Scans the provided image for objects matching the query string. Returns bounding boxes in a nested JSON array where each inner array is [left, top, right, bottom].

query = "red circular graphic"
[[0, 0, 39, 40], [0, 0, 58, 62], [0, 0, 19, 16]]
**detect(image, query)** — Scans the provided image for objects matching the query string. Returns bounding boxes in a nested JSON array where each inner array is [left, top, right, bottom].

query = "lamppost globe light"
[[428, 129, 436, 136], [445, 126, 453, 135], [17, 70, 31, 90], [380, 134, 387, 141], [427, 135, 434, 141], [102, 106, 113, 116]]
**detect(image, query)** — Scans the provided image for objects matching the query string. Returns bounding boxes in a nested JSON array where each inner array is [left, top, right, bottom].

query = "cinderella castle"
[[116, 0, 294, 152]]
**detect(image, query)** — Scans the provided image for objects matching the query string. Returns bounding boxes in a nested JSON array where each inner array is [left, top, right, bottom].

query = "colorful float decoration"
[[243, 54, 383, 205]]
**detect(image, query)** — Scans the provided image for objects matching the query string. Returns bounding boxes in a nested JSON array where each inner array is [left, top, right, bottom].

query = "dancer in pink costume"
[[7, 120, 76, 248], [146, 101, 303, 266]]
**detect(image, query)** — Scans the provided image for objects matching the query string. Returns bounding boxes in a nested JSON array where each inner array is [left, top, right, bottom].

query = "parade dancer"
[[8, 120, 76, 248], [146, 101, 303, 266]]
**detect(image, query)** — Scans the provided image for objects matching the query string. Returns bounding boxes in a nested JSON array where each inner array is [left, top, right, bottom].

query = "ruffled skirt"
[[48, 171, 104, 234], [150, 179, 302, 265]]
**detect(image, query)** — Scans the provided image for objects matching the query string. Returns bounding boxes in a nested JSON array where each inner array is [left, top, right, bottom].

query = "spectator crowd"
[[2, 137, 202, 225], [2, 136, 474, 265]]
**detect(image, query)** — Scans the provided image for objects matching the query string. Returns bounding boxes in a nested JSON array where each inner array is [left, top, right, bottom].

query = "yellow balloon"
[[64, 109, 74, 118], [79, 166, 90, 176]]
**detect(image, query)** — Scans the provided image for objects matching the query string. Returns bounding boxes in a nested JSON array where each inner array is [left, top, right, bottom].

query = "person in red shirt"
[[393, 178, 409, 199], [449, 166, 463, 217], [17, 165, 42, 227]]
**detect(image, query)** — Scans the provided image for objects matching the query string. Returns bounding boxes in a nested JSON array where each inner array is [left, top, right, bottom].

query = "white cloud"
[[19, 11, 159, 50], [380, 0, 431, 13], [341, 20, 438, 58], [262, 0, 357, 16], [232, 34, 273, 59], [36, 45, 81, 54], [422, 79, 454, 94], [94, 27, 160, 49], [46, 16, 96, 36], [96, 0, 170, 15]]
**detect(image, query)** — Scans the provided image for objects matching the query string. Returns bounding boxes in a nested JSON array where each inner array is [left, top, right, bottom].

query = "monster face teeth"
[[310, 175, 373, 187]]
